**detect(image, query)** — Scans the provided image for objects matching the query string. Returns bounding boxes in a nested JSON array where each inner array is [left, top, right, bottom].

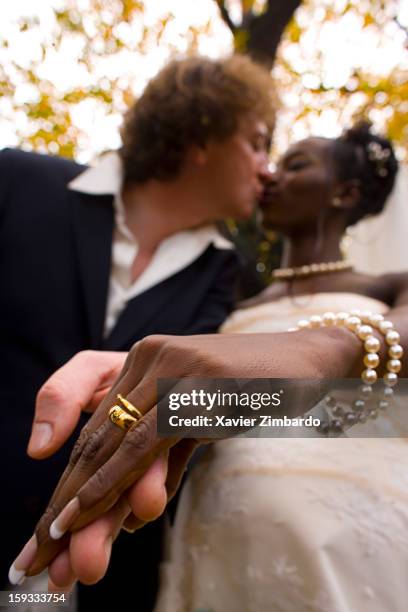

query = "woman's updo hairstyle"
[[331, 121, 398, 226]]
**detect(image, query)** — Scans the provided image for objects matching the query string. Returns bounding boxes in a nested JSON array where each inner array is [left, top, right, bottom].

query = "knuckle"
[[122, 419, 154, 454], [36, 379, 67, 410], [125, 342, 141, 369], [138, 334, 170, 356], [69, 433, 87, 466], [77, 349, 95, 362], [69, 428, 102, 466], [88, 465, 108, 499], [77, 466, 110, 509], [80, 430, 104, 462], [35, 504, 60, 543], [77, 349, 101, 369]]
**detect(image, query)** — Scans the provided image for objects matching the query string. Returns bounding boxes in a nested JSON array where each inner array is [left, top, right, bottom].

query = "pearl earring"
[[332, 197, 342, 208]]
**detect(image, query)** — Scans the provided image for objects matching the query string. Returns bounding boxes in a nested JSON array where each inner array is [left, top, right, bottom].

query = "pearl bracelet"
[[289, 311, 403, 433], [350, 310, 403, 386]]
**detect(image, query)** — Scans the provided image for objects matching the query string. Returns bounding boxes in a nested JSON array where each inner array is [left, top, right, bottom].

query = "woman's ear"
[[331, 179, 361, 210]]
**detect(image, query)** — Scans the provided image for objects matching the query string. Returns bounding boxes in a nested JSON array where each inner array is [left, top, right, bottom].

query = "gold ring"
[[109, 406, 137, 431], [108, 394, 143, 431], [117, 394, 143, 419]]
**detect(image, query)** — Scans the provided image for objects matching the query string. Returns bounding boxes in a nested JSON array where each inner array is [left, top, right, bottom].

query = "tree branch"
[[393, 16, 408, 43], [215, 0, 236, 34], [244, 0, 302, 69], [214, 0, 302, 68]]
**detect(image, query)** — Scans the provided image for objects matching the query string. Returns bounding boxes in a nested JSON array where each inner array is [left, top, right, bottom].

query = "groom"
[[3, 54, 274, 610]]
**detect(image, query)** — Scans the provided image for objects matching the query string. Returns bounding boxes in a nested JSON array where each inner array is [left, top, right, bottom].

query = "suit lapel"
[[103, 271, 188, 350], [71, 191, 114, 348]]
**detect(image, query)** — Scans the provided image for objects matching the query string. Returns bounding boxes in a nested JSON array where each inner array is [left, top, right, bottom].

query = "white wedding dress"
[[154, 293, 408, 612]]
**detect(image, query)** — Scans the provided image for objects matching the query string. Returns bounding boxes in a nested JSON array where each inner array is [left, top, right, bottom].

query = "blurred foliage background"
[[1, 0, 406, 161], [0, 0, 406, 289]]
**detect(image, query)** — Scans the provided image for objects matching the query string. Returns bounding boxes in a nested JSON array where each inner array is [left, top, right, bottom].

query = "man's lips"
[[258, 186, 280, 208]]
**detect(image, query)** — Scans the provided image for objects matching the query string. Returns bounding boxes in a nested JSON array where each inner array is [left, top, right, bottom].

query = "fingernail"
[[50, 497, 80, 540], [104, 536, 113, 558], [27, 423, 53, 455], [8, 535, 37, 585]]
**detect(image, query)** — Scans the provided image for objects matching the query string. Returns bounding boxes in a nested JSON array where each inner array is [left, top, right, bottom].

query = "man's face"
[[203, 116, 271, 220]]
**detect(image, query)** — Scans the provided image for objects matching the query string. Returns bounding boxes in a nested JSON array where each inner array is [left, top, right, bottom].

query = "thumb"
[[28, 351, 127, 458]]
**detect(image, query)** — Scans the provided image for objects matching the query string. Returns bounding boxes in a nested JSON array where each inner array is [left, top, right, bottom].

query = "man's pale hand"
[[27, 351, 127, 458]]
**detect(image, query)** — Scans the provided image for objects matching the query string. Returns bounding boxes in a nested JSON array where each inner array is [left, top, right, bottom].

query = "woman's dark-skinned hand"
[[9, 328, 366, 590]]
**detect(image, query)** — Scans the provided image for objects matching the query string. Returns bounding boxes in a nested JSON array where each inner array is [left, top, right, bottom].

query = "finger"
[[165, 439, 200, 501], [28, 351, 127, 458], [52, 408, 176, 537], [32, 335, 178, 512], [21, 346, 153, 578], [48, 494, 130, 589], [45, 358, 174, 534], [123, 440, 200, 532], [48, 364, 202, 535], [25, 398, 162, 576], [125, 439, 200, 530], [68, 497, 130, 585], [33, 348, 147, 519], [48, 549, 76, 590], [46, 338, 158, 496], [28, 494, 130, 581], [122, 515, 146, 533], [70, 408, 177, 531], [48, 576, 76, 594], [26, 419, 127, 578], [25, 338, 183, 577], [126, 452, 168, 522], [86, 388, 112, 413]]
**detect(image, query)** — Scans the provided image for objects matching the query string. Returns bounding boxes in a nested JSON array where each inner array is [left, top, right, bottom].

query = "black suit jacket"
[[0, 149, 238, 607]]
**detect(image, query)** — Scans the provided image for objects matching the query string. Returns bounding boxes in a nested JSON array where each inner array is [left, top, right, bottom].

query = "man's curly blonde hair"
[[120, 54, 276, 184]]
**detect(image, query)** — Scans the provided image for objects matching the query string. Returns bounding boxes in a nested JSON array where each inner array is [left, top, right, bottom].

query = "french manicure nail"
[[8, 535, 37, 585], [27, 423, 53, 455], [50, 497, 80, 540]]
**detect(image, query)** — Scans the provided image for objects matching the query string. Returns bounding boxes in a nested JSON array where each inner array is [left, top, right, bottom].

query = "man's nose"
[[258, 163, 279, 187], [257, 156, 274, 183]]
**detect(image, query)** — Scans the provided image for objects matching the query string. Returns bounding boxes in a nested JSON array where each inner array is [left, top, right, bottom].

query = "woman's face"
[[260, 137, 338, 232]]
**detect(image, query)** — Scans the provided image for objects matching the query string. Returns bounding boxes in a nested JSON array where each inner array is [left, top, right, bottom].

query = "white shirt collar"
[[67, 152, 232, 329], [68, 151, 123, 195], [67, 152, 231, 248], [68, 151, 232, 249]]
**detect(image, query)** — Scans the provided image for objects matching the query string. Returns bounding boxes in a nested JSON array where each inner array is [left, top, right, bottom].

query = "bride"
[[155, 123, 408, 612]]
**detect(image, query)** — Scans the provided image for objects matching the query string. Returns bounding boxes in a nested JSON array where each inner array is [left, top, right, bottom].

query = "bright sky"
[[0, 0, 407, 160]]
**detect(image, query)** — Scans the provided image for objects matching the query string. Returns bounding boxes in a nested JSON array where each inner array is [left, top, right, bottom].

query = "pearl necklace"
[[271, 260, 353, 281]]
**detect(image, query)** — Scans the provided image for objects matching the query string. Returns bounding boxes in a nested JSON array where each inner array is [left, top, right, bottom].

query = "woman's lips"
[[259, 187, 280, 208]]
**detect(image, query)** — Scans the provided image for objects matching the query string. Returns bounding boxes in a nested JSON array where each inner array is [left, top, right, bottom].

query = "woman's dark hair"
[[332, 121, 399, 226]]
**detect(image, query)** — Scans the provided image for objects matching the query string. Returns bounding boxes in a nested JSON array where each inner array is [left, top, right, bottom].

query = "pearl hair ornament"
[[289, 310, 403, 434], [366, 141, 391, 178]]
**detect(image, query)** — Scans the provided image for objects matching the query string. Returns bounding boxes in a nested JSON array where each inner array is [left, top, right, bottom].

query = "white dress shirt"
[[68, 152, 232, 336]]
